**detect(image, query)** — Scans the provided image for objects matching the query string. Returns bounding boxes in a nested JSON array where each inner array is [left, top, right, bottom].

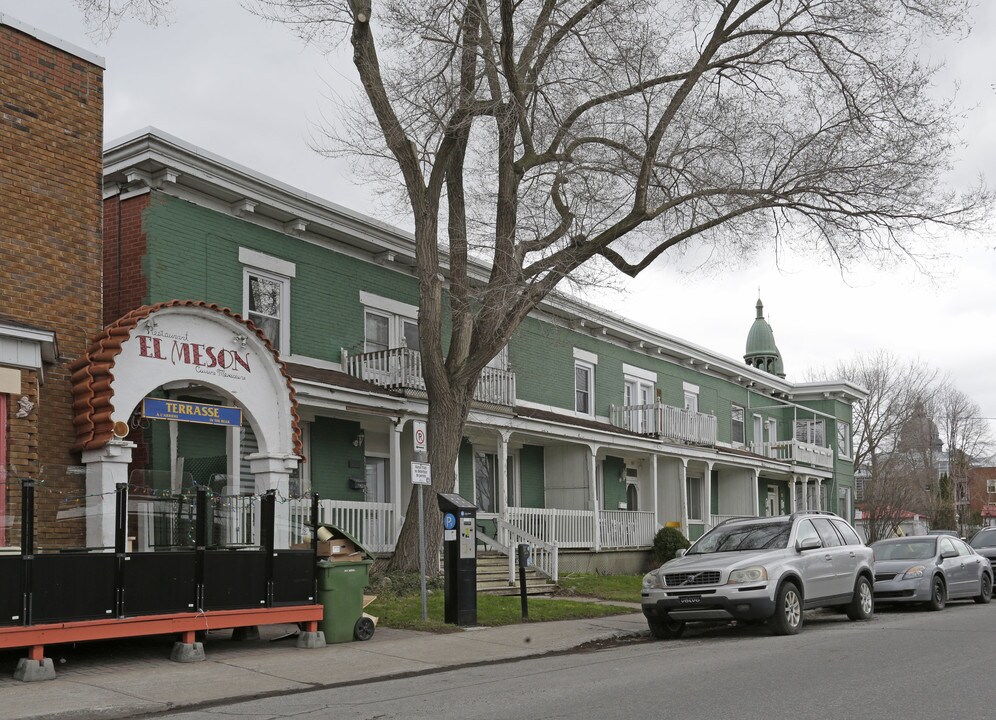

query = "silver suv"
[[642, 512, 874, 638]]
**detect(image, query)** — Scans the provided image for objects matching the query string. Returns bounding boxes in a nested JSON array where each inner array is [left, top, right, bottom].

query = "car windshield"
[[688, 521, 791, 554], [971, 532, 996, 549], [872, 539, 936, 560]]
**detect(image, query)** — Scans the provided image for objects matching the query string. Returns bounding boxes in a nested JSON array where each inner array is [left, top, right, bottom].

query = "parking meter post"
[[418, 483, 427, 623], [517, 543, 529, 619], [436, 493, 477, 626]]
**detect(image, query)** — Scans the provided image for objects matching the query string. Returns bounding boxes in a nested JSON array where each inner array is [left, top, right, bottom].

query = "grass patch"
[[367, 591, 635, 631], [556, 573, 643, 603]]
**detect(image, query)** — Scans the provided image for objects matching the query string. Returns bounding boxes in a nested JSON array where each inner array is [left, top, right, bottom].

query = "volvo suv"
[[642, 512, 874, 638]]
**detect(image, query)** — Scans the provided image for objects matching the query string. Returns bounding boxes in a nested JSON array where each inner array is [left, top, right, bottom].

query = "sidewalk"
[[0, 607, 649, 720]]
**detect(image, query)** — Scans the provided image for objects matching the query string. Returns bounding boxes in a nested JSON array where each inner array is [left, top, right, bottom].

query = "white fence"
[[496, 518, 559, 582], [288, 498, 397, 553], [506, 507, 594, 549], [609, 402, 718, 445], [344, 347, 516, 406], [598, 510, 656, 548]]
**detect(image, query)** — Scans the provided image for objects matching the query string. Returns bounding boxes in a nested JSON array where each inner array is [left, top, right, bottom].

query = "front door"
[[813, 517, 857, 598], [765, 485, 778, 517], [364, 457, 390, 503]]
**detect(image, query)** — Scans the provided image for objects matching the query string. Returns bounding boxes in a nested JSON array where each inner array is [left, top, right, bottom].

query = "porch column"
[[650, 454, 659, 528], [249, 453, 300, 549], [790, 475, 798, 512], [703, 461, 713, 528], [498, 430, 511, 517], [752, 470, 761, 517], [679, 459, 689, 538], [815, 478, 823, 511], [391, 419, 405, 536], [82, 439, 136, 550], [588, 444, 601, 551]]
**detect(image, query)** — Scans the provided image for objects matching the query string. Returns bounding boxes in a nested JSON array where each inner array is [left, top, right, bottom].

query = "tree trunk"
[[386, 383, 474, 575]]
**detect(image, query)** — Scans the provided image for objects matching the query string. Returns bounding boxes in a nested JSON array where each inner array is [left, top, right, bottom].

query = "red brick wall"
[[0, 23, 104, 546], [103, 194, 150, 327]]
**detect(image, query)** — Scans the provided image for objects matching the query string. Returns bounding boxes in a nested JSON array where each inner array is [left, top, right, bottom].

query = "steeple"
[[744, 297, 785, 378]]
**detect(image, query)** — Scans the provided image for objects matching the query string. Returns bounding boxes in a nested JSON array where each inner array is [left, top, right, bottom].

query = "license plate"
[[678, 595, 702, 604]]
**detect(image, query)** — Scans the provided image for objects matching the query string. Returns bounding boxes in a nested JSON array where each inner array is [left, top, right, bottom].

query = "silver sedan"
[[871, 536, 993, 611]]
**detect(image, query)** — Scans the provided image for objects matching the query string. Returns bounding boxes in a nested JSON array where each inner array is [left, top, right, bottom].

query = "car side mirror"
[[940, 549, 958, 559], [674, 548, 686, 558], [796, 537, 821, 552]]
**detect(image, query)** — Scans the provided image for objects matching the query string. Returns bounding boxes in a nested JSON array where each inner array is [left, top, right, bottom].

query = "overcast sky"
[[3, 1, 995, 431]]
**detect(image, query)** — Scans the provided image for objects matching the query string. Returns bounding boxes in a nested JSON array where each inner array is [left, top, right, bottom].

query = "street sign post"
[[411, 460, 432, 622]]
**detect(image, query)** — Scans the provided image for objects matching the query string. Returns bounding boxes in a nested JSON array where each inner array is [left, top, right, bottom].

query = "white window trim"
[[837, 422, 852, 460], [573, 347, 598, 365], [575, 359, 595, 416], [682, 381, 699, 394], [242, 266, 291, 354], [359, 290, 418, 320], [622, 363, 657, 383], [239, 247, 296, 278], [624, 376, 655, 406]]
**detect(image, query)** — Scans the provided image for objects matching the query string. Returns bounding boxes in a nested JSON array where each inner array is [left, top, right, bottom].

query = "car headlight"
[[728, 566, 768, 585], [902, 565, 926, 579], [642, 572, 664, 590]]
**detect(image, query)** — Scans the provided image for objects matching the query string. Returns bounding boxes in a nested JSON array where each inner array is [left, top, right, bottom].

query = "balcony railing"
[[344, 347, 516, 406], [609, 402, 717, 445], [767, 440, 834, 470]]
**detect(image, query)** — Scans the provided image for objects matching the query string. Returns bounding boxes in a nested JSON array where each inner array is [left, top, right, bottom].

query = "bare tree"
[[87, 0, 991, 571], [824, 351, 939, 542], [74, 0, 173, 40], [936, 385, 992, 534]]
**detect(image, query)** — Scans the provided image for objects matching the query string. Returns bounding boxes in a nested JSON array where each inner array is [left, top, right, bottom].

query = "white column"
[[679, 459, 689, 538], [83, 439, 137, 550], [650, 454, 659, 528], [391, 419, 405, 536], [703, 461, 713, 528], [249, 453, 300, 549], [790, 475, 798, 512], [498, 430, 510, 517], [752, 470, 761, 517], [816, 478, 823, 511], [589, 444, 601, 551]]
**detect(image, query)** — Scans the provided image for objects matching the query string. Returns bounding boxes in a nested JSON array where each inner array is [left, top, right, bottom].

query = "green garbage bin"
[[315, 524, 375, 643]]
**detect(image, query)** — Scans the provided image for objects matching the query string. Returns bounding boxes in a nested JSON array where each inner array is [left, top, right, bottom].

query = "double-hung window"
[[240, 248, 295, 355], [731, 405, 745, 446], [623, 364, 656, 433], [360, 292, 419, 354], [573, 348, 597, 416]]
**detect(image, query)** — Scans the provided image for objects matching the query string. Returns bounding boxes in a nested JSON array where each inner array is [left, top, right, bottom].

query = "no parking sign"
[[413, 420, 427, 453]]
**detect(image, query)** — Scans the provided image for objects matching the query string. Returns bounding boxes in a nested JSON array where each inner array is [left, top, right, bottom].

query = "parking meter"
[[437, 493, 477, 626]]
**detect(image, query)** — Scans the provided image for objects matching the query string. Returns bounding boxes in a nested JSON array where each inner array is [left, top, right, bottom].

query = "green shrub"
[[651, 526, 691, 565]]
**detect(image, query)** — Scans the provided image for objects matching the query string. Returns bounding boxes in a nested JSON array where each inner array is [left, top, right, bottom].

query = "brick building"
[[0, 14, 105, 548]]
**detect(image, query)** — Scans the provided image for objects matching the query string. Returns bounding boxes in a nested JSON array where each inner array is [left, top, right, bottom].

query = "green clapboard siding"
[[309, 417, 365, 501], [518, 445, 545, 508]]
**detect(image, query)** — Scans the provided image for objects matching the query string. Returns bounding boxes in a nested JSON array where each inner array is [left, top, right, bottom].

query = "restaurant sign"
[[142, 397, 242, 428]]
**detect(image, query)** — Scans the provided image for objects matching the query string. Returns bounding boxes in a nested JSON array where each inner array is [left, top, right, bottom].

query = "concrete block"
[[170, 641, 206, 663], [296, 631, 326, 649], [14, 658, 56, 682], [232, 626, 260, 641]]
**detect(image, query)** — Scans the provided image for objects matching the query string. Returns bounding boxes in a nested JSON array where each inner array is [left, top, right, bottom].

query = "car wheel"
[[974, 573, 993, 605], [846, 576, 874, 621], [648, 618, 686, 640], [926, 576, 946, 612], [770, 582, 803, 636]]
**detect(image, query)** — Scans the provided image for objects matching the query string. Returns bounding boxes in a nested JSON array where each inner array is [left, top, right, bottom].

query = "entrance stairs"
[[475, 551, 558, 596]]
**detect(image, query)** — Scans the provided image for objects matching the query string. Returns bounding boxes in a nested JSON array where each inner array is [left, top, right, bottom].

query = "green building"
[[100, 128, 865, 575]]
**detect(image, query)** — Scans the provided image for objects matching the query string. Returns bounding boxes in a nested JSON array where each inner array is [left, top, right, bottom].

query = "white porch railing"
[[769, 440, 834, 470], [598, 510, 656, 548], [288, 498, 397, 553], [344, 347, 516, 406], [609, 402, 717, 445], [496, 518, 558, 582], [506, 507, 594, 549]]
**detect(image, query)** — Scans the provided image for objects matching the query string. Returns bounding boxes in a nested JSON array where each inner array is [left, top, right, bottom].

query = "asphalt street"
[[142, 601, 996, 720]]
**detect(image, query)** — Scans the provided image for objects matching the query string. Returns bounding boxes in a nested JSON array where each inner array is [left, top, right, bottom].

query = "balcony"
[[344, 347, 517, 406], [609, 402, 717, 445], [764, 440, 834, 470]]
